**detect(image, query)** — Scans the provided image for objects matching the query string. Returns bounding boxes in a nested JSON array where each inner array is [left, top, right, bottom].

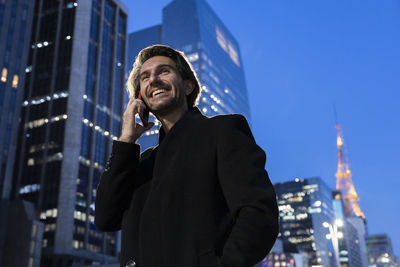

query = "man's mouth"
[[151, 89, 168, 98]]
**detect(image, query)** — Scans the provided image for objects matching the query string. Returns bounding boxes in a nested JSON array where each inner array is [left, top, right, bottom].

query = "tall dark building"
[[0, 0, 34, 199], [274, 177, 337, 267], [127, 0, 251, 150], [0, 1, 38, 266], [12, 0, 128, 265]]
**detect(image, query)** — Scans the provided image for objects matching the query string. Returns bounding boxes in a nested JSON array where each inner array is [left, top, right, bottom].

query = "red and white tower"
[[335, 122, 365, 219]]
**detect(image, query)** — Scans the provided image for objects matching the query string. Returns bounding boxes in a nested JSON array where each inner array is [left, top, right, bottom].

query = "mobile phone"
[[137, 91, 149, 127]]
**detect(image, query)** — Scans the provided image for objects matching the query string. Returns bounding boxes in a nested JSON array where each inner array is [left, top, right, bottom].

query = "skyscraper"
[[367, 234, 396, 267], [12, 0, 128, 265], [0, 1, 38, 265], [0, 0, 34, 199], [332, 190, 364, 267], [127, 0, 251, 150], [162, 0, 250, 119], [274, 177, 337, 267]]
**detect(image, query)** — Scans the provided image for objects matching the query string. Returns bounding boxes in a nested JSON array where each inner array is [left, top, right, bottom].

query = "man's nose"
[[149, 73, 161, 84]]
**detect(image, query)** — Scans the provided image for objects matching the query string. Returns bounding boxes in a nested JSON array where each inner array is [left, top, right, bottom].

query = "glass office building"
[[274, 177, 337, 267], [127, 0, 251, 150], [163, 0, 251, 119], [332, 190, 365, 267], [367, 234, 397, 267], [12, 0, 128, 265], [0, 1, 37, 265], [0, 0, 34, 200]]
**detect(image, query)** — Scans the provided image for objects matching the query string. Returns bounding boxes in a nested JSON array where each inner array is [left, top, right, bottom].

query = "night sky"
[[121, 0, 400, 256]]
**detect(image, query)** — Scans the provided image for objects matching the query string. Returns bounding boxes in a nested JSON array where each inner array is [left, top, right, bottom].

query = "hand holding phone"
[[119, 94, 154, 143]]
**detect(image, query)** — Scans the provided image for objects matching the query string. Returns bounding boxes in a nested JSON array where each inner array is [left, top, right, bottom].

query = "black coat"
[[95, 107, 279, 267]]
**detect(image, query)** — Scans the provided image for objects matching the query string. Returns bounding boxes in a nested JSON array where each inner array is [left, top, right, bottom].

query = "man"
[[95, 45, 278, 267]]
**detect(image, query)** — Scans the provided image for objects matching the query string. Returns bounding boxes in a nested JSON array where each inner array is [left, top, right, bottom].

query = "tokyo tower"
[[335, 120, 365, 219]]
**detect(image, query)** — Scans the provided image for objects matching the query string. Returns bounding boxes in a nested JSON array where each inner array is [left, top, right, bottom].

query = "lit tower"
[[335, 120, 365, 219]]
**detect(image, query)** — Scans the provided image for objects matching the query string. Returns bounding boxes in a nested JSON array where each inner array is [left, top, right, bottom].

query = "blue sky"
[[122, 0, 400, 256]]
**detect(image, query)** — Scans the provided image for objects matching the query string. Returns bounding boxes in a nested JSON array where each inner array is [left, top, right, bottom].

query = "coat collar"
[[158, 107, 203, 145]]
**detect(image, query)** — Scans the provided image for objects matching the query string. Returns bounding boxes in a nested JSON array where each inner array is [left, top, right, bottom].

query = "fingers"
[[125, 98, 146, 117], [120, 98, 151, 143], [127, 98, 151, 129]]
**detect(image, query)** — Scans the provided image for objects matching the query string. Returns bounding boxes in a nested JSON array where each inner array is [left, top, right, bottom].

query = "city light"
[[323, 221, 344, 267]]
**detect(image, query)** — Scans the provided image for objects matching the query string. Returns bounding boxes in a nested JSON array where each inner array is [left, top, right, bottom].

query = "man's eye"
[[141, 75, 149, 81], [160, 68, 170, 74]]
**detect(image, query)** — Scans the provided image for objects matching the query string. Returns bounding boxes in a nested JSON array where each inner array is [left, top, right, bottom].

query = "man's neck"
[[157, 105, 188, 133]]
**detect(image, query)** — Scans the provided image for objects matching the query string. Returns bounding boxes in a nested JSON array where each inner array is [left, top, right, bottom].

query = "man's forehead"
[[140, 56, 177, 73]]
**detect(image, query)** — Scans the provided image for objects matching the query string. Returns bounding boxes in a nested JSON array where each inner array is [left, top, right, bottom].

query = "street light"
[[323, 219, 344, 267]]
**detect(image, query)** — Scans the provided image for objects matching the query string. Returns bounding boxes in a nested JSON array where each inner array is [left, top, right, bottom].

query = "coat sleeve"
[[216, 115, 279, 267], [94, 140, 141, 232]]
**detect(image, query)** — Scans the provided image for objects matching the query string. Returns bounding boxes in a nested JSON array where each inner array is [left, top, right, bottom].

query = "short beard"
[[147, 94, 186, 117]]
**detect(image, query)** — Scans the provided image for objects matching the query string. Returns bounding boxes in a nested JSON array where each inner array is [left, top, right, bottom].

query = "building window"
[[11, 74, 18, 88], [30, 240, 35, 254], [32, 224, 37, 238], [1, 68, 7, 82]]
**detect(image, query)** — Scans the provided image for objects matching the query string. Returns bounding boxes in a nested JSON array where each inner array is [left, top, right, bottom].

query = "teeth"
[[152, 89, 166, 97]]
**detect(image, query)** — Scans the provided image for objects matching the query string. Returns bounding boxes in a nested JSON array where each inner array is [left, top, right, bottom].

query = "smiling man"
[[94, 45, 279, 267]]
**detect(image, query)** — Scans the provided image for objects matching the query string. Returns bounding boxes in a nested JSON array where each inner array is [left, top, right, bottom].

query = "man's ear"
[[183, 80, 195, 95]]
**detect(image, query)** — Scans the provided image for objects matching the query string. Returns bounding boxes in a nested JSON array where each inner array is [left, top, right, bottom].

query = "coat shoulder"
[[206, 113, 253, 139], [207, 113, 250, 128]]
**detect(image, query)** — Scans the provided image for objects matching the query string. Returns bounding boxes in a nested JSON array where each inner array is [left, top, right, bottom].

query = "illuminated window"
[[32, 224, 37, 238], [12, 74, 18, 88], [227, 43, 240, 66], [296, 213, 308, 220], [1, 68, 7, 82], [30, 240, 35, 254], [209, 72, 220, 84], [187, 52, 199, 62], [19, 184, 40, 194], [283, 230, 290, 236], [215, 27, 240, 67], [216, 27, 227, 51], [287, 196, 303, 203], [211, 105, 218, 112]]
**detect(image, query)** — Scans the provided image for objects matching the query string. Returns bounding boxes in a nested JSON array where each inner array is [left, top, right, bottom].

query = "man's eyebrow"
[[140, 64, 177, 77]]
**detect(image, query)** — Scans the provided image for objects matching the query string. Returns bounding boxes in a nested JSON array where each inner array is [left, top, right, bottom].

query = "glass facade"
[[332, 190, 365, 267], [367, 234, 396, 267], [162, 0, 250, 120], [15, 0, 76, 251], [12, 0, 127, 265], [274, 177, 336, 267], [0, 0, 34, 199], [0, 1, 35, 265]]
